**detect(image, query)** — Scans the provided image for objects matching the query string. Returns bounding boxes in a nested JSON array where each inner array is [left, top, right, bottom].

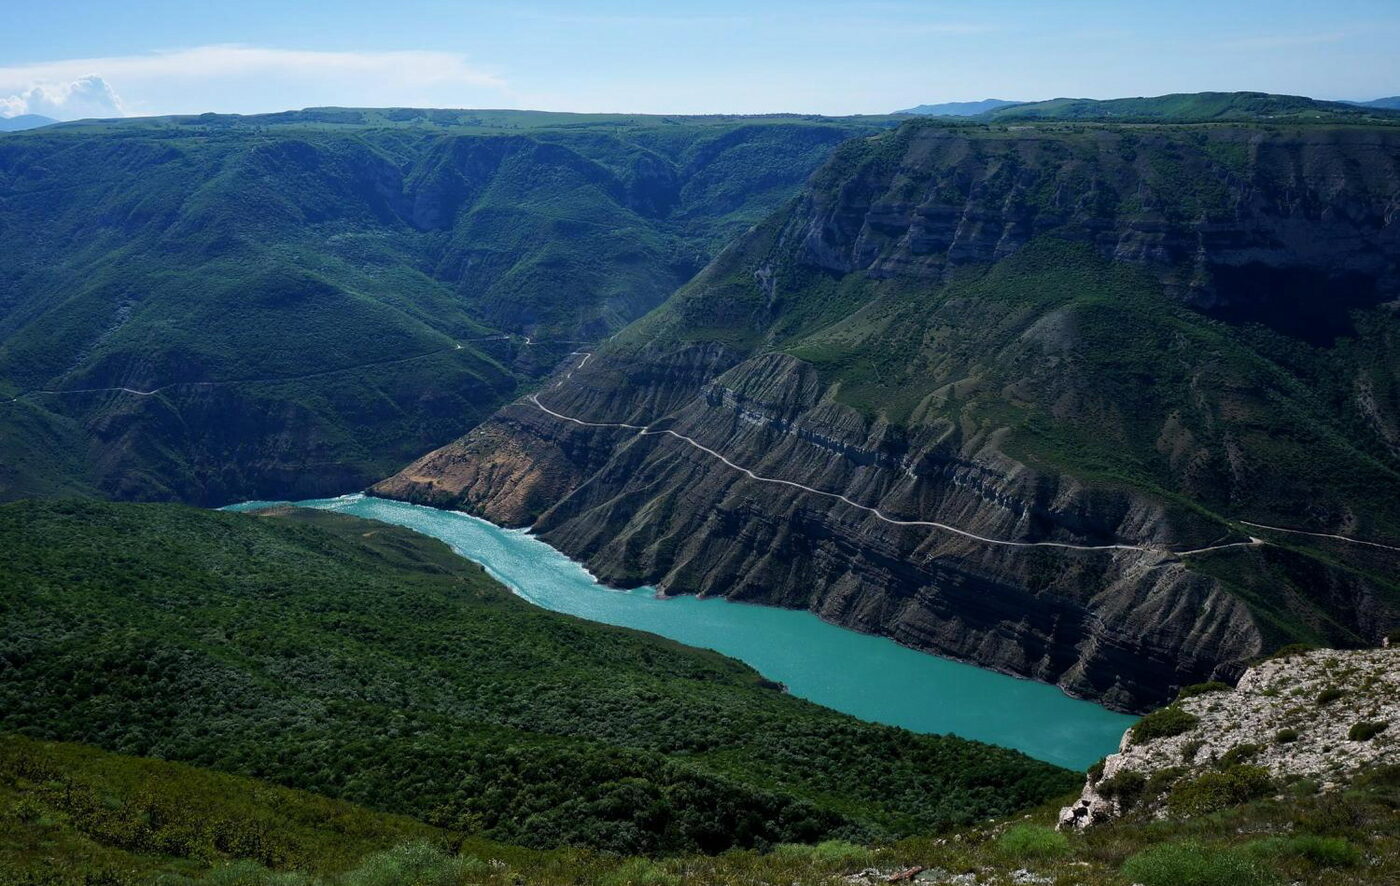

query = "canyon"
[[377, 122, 1400, 711]]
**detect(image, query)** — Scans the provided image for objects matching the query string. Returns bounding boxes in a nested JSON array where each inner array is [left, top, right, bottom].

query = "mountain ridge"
[[0, 113, 892, 504]]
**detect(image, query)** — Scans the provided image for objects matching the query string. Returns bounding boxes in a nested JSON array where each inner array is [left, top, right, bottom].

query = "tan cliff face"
[[375, 123, 1400, 711]]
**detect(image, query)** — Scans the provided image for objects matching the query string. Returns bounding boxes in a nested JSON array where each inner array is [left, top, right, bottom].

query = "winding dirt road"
[[526, 352, 1400, 560], [527, 381, 1262, 558]]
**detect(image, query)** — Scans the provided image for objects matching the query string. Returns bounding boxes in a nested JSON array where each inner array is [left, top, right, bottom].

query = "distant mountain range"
[[895, 92, 1400, 122], [1347, 96, 1400, 110], [893, 99, 1022, 116], [0, 114, 57, 132]]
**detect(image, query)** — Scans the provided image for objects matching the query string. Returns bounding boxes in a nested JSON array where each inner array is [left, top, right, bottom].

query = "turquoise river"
[[228, 493, 1136, 769]]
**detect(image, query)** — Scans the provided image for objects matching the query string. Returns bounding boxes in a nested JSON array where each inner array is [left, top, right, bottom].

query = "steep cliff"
[[378, 121, 1400, 710]]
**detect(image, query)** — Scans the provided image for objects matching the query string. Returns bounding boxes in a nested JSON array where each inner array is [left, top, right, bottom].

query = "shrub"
[[808, 840, 872, 865], [1275, 728, 1298, 743], [1122, 842, 1276, 886], [996, 823, 1070, 859], [1169, 765, 1274, 816], [1355, 763, 1400, 789], [1087, 757, 1106, 784], [1262, 643, 1317, 662], [1099, 770, 1148, 810], [1145, 766, 1187, 797], [1348, 721, 1388, 741], [1315, 687, 1345, 705], [1181, 739, 1204, 763], [1130, 707, 1200, 745], [1176, 681, 1232, 701], [1218, 743, 1261, 768]]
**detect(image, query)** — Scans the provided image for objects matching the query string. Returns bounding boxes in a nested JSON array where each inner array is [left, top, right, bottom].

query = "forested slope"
[[0, 499, 1074, 855], [0, 110, 891, 503]]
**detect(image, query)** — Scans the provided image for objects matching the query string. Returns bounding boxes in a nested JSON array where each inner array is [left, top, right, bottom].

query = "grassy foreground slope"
[[0, 499, 1074, 855], [0, 110, 891, 504], [4, 726, 1397, 885]]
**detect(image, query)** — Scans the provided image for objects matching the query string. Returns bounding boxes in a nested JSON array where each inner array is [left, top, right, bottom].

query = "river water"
[[226, 493, 1135, 769]]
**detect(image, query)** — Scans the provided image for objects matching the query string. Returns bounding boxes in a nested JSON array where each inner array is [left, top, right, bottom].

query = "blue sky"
[[3, 0, 1398, 119]]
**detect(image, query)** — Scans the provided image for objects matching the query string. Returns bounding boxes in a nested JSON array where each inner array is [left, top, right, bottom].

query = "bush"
[[1262, 643, 1317, 662], [1348, 721, 1388, 741], [1176, 681, 1232, 701], [1169, 765, 1274, 816], [1315, 687, 1346, 705], [1218, 743, 1261, 768], [1275, 728, 1298, 743], [1145, 766, 1187, 797], [1122, 842, 1276, 886], [996, 823, 1069, 859], [1098, 770, 1148, 810], [1130, 707, 1200, 745], [1181, 739, 1204, 763]]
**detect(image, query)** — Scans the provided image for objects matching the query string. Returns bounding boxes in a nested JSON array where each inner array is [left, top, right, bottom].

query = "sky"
[[2, 0, 1398, 120]]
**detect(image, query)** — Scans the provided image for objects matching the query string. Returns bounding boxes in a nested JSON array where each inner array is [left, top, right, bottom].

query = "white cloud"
[[0, 75, 125, 120], [0, 46, 508, 118]]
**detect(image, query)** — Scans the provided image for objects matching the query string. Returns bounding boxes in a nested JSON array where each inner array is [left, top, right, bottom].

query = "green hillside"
[[0, 499, 1074, 856], [0, 112, 892, 504]]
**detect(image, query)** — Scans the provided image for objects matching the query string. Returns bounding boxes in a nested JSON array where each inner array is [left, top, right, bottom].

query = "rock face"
[[380, 346, 1268, 711], [377, 122, 1400, 711], [1059, 646, 1400, 829]]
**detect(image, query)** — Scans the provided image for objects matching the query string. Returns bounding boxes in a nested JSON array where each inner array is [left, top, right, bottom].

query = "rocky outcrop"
[[1060, 646, 1399, 828]]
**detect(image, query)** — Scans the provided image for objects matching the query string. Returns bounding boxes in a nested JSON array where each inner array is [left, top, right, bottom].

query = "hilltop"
[[893, 99, 1022, 117]]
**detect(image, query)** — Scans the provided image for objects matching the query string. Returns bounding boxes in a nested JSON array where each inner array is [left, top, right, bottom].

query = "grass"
[[1120, 842, 1277, 886], [5, 732, 1400, 884]]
